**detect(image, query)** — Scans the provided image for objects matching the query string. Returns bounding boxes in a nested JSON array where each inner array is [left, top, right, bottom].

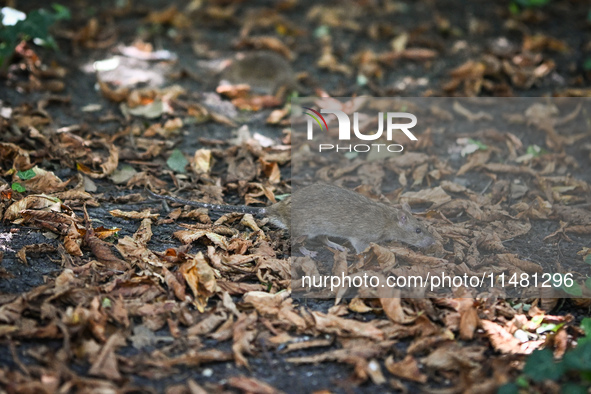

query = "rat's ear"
[[402, 202, 411, 212], [397, 210, 407, 225]]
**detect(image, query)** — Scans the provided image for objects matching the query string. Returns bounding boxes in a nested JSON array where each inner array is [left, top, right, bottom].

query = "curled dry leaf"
[[88, 332, 126, 380], [453, 101, 493, 122], [481, 320, 543, 355], [98, 79, 130, 103], [0, 142, 32, 170], [162, 266, 186, 301], [18, 210, 78, 236], [494, 253, 543, 273], [109, 209, 159, 221], [186, 311, 228, 337], [380, 297, 407, 324], [181, 252, 216, 312], [311, 311, 384, 340], [481, 220, 532, 241], [19, 167, 69, 193], [367, 243, 397, 270], [385, 354, 428, 383], [232, 312, 258, 368], [4, 194, 62, 221], [16, 243, 56, 265], [174, 229, 229, 250], [192, 149, 212, 175], [77, 144, 119, 179], [117, 235, 163, 269], [227, 376, 284, 394], [459, 306, 479, 340], [243, 291, 307, 330], [457, 150, 491, 176], [400, 186, 451, 206]]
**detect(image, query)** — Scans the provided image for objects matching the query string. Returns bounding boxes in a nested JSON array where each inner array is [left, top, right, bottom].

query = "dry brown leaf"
[[16, 244, 56, 265], [162, 266, 186, 301], [385, 354, 428, 383], [457, 150, 491, 176], [380, 297, 406, 324], [3, 194, 62, 221], [174, 229, 229, 250], [180, 252, 216, 312], [453, 101, 493, 122], [481, 320, 543, 355], [98, 79, 130, 103], [311, 311, 384, 340], [192, 149, 212, 175], [400, 186, 451, 206], [77, 144, 119, 179], [232, 312, 258, 368], [459, 306, 479, 340], [20, 167, 69, 193], [109, 209, 159, 221], [88, 332, 126, 380], [227, 375, 285, 394]]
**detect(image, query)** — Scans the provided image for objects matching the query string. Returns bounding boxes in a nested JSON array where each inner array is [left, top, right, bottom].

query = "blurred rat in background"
[[219, 51, 307, 96]]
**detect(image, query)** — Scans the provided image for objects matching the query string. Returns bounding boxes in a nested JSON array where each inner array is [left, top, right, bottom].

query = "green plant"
[[0, 4, 70, 69], [509, 0, 551, 15], [499, 318, 591, 393]]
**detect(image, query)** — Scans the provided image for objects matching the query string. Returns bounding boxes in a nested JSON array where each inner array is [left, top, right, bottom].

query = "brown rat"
[[220, 51, 305, 95], [147, 184, 435, 253]]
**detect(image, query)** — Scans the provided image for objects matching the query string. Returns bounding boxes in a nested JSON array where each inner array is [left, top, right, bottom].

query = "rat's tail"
[[146, 189, 265, 216]]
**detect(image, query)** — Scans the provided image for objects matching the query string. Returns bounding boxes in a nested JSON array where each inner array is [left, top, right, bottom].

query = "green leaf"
[[581, 318, 591, 337], [51, 4, 71, 20], [523, 349, 565, 382], [101, 297, 112, 308], [509, 2, 520, 15], [563, 341, 591, 371], [531, 315, 544, 325], [562, 280, 583, 297], [562, 383, 589, 394], [516, 375, 529, 388], [497, 382, 520, 394], [467, 138, 488, 150], [581, 371, 591, 382], [585, 254, 591, 265], [17, 168, 36, 180], [526, 144, 547, 157], [275, 193, 291, 201], [166, 149, 188, 173], [537, 322, 564, 334], [514, 0, 550, 7], [11, 182, 26, 192]]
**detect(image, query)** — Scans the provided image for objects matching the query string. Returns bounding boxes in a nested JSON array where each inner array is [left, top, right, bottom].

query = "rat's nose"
[[421, 237, 436, 248]]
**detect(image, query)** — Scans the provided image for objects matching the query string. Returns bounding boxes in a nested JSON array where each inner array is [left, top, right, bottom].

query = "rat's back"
[[290, 184, 393, 239], [221, 51, 297, 95], [288, 183, 435, 253]]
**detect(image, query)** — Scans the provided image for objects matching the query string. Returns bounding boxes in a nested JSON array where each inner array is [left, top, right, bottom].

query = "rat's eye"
[[415, 228, 422, 234]]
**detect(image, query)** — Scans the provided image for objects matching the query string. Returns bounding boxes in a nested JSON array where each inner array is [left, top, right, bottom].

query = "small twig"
[[480, 179, 493, 195], [9, 338, 30, 377]]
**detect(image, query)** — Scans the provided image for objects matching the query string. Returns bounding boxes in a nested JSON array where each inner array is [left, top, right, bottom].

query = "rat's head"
[[391, 202, 435, 248]]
